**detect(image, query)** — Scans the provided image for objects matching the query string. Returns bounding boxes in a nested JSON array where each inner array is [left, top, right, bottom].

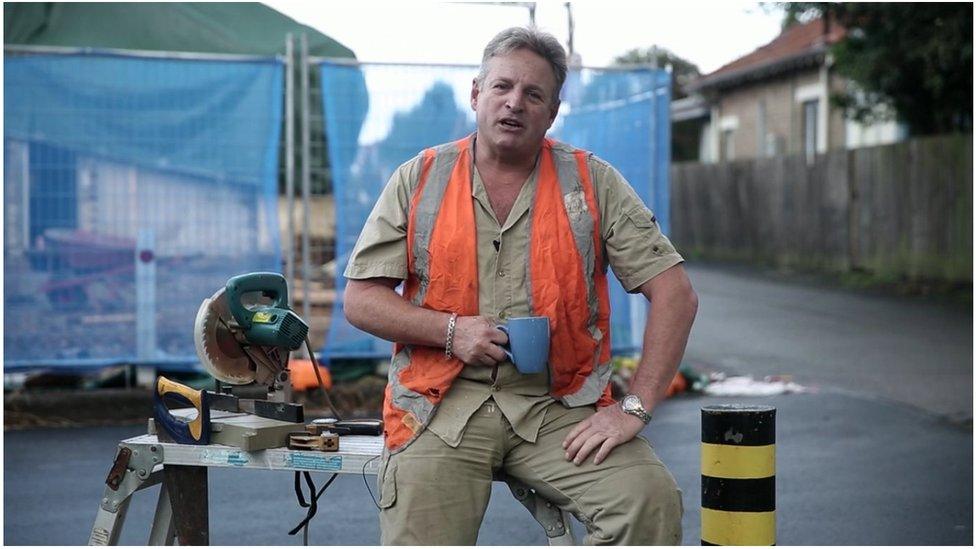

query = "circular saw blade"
[[194, 287, 254, 385]]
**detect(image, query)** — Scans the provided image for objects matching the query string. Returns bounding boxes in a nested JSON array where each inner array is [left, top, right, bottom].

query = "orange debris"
[[289, 359, 333, 391]]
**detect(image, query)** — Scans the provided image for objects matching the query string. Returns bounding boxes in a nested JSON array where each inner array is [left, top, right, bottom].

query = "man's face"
[[471, 48, 560, 158]]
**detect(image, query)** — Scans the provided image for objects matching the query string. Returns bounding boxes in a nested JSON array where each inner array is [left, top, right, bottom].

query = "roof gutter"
[[671, 94, 709, 122]]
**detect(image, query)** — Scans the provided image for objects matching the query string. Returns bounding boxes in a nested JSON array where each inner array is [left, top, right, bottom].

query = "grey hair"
[[476, 27, 567, 103]]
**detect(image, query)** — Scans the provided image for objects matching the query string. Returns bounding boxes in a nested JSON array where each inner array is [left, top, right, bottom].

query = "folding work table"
[[88, 432, 577, 545]]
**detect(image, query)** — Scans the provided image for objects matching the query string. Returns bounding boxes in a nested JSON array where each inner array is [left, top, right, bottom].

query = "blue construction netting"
[[320, 61, 670, 361], [4, 52, 284, 371]]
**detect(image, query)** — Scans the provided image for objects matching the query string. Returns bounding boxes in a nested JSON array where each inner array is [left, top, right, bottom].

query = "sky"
[[264, 0, 785, 75]]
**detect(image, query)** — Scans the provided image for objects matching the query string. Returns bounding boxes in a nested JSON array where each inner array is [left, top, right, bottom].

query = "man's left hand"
[[562, 404, 646, 466]]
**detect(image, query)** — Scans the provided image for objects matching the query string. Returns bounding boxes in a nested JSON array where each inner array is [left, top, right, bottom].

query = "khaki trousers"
[[377, 400, 683, 545]]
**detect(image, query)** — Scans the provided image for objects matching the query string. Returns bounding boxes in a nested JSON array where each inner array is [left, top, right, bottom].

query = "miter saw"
[[153, 272, 379, 451], [154, 272, 317, 449], [196, 271, 307, 403]]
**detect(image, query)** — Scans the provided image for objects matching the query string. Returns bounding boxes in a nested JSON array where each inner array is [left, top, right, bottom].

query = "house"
[[688, 17, 906, 163]]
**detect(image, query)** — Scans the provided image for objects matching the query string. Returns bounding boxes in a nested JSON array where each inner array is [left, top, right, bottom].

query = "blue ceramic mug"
[[497, 316, 550, 374]]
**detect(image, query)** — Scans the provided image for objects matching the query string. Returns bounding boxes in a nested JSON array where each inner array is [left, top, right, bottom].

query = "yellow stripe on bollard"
[[701, 443, 776, 479], [701, 509, 776, 546], [701, 404, 776, 545]]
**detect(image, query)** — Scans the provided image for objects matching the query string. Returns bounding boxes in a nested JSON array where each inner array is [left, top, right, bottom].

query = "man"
[[343, 26, 697, 545]]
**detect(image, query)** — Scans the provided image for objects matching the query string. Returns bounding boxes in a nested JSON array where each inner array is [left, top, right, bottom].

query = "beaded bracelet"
[[445, 312, 459, 359]]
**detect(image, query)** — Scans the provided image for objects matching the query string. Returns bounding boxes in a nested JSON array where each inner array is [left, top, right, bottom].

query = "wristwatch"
[[621, 394, 652, 424]]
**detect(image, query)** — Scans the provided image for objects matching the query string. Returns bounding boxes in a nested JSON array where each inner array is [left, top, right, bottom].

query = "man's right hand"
[[451, 316, 509, 367]]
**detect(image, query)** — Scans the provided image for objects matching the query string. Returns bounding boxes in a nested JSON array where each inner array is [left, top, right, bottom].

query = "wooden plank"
[[824, 148, 850, 269], [847, 148, 861, 270]]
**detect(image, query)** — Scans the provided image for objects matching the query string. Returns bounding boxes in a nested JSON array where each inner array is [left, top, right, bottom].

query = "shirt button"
[[498, 270, 506, 277], [490, 385, 499, 392]]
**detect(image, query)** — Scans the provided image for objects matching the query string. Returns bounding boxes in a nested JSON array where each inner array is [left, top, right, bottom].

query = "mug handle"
[[496, 325, 515, 363]]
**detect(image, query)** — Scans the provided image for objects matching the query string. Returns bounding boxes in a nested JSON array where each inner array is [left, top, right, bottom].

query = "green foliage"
[[773, 3, 973, 135]]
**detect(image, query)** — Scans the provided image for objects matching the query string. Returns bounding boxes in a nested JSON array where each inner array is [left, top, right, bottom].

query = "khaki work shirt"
[[344, 147, 684, 448]]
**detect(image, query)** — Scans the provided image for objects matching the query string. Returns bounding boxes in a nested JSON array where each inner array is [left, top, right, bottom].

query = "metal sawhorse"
[[89, 434, 577, 545]]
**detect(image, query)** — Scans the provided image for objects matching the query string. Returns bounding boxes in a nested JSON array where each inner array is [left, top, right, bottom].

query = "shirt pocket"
[[624, 208, 676, 257], [625, 207, 658, 228]]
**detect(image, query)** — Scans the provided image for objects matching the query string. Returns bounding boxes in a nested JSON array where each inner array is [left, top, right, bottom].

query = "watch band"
[[625, 407, 652, 424]]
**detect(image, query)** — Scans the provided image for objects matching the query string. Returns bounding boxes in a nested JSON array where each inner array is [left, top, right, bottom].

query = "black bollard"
[[701, 404, 776, 545]]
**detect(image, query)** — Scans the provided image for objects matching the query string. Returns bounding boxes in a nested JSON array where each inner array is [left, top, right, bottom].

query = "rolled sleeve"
[[342, 157, 421, 281], [592, 157, 685, 293]]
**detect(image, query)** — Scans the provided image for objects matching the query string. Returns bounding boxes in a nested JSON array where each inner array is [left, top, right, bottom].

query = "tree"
[[377, 81, 473, 170], [773, 2, 973, 135], [769, 1, 830, 30], [611, 46, 701, 100]]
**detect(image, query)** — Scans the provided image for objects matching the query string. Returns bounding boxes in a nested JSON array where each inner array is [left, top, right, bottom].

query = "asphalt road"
[[683, 262, 973, 424], [4, 261, 973, 545]]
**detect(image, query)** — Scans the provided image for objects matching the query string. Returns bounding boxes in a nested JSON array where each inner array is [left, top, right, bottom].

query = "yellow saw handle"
[[153, 376, 211, 445]]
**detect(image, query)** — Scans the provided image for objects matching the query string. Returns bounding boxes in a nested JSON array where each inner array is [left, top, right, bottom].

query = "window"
[[717, 115, 739, 163], [757, 100, 767, 158], [803, 99, 819, 163], [721, 129, 735, 161]]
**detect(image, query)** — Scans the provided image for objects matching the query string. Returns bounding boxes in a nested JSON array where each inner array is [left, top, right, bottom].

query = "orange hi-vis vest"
[[383, 135, 614, 453]]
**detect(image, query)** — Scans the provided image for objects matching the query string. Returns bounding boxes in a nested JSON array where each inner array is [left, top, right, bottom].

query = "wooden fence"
[[671, 133, 973, 283]]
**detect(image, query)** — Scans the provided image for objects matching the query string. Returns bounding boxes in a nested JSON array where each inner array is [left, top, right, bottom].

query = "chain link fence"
[[4, 48, 284, 371]]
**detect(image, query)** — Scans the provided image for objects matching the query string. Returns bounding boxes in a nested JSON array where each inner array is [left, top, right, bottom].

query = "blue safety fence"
[[320, 61, 670, 361], [4, 52, 284, 371]]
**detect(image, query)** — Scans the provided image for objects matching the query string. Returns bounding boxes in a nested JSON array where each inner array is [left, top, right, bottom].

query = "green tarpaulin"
[[4, 2, 354, 58]]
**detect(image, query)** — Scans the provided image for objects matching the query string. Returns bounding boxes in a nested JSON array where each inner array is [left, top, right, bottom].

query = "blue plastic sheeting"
[[320, 62, 670, 361], [4, 53, 284, 371]]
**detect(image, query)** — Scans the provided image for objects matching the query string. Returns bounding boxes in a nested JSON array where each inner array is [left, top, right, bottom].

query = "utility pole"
[[565, 2, 581, 67], [565, 2, 574, 57]]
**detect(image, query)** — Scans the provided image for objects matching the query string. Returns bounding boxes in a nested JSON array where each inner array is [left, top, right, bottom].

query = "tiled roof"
[[702, 17, 846, 81]]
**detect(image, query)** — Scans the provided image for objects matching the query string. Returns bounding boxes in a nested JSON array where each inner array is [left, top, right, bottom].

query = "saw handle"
[[225, 272, 289, 329], [153, 376, 211, 445], [312, 418, 384, 436]]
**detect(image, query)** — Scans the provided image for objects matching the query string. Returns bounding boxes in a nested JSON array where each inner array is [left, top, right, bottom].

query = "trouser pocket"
[[377, 454, 397, 509]]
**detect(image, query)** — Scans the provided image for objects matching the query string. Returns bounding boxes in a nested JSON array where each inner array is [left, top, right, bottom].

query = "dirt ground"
[[3, 375, 386, 431]]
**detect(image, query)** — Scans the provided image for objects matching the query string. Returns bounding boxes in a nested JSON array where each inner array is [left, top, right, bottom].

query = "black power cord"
[[303, 336, 342, 420], [301, 336, 383, 509], [362, 454, 382, 510], [288, 330, 384, 543], [290, 470, 339, 544]]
